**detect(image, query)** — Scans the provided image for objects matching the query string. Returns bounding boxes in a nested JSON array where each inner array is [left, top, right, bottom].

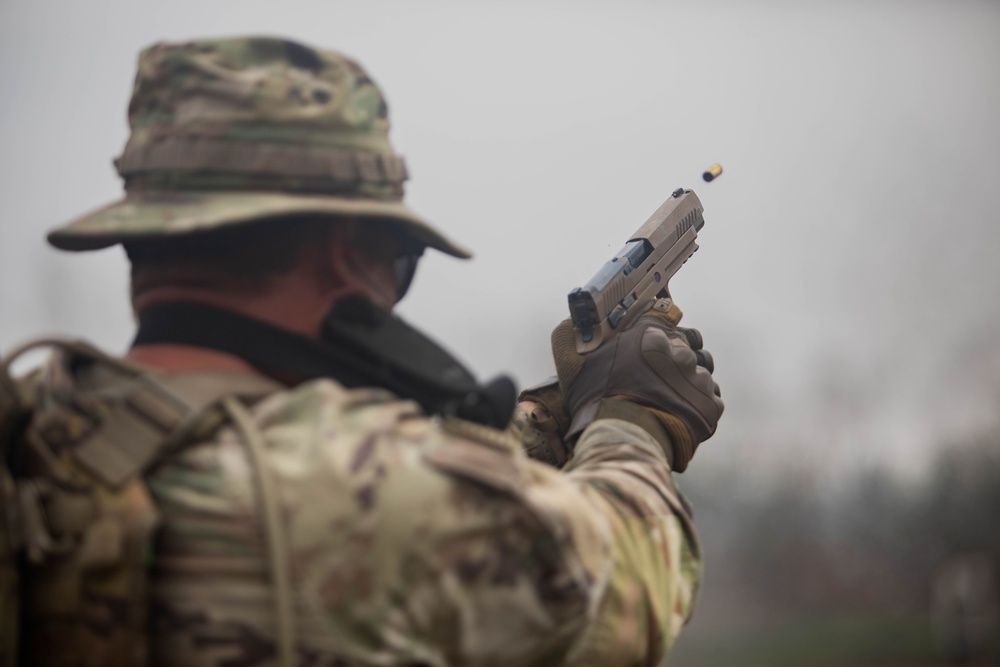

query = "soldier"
[[0, 37, 723, 666]]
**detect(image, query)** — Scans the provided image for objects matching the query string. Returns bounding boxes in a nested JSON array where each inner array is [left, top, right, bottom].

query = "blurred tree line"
[[662, 425, 1000, 665], [674, 423, 1000, 659]]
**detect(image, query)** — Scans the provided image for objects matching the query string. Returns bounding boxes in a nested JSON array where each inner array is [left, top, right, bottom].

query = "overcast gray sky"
[[2, 0, 998, 489]]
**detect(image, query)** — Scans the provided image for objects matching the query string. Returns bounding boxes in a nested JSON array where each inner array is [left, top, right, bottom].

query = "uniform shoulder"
[[251, 379, 530, 491], [249, 377, 424, 436]]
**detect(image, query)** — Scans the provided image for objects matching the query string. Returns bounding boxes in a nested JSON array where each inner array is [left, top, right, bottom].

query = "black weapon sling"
[[133, 299, 516, 429]]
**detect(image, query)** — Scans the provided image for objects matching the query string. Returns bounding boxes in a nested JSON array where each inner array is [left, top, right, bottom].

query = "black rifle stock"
[[568, 188, 705, 353]]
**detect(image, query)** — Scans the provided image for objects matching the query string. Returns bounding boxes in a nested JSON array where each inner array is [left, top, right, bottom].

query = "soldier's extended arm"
[[493, 229, 724, 661], [467, 296, 720, 664]]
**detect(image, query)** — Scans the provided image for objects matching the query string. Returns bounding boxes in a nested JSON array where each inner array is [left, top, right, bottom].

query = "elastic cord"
[[223, 397, 296, 666]]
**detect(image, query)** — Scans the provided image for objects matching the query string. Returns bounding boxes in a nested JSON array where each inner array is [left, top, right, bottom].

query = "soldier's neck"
[[127, 277, 336, 373], [125, 256, 392, 374]]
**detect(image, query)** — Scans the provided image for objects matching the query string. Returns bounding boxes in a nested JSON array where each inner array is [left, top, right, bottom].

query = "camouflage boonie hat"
[[47, 37, 471, 258]]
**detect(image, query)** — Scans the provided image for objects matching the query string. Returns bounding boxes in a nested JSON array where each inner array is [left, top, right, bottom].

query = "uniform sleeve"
[[403, 413, 702, 667], [559, 419, 701, 665]]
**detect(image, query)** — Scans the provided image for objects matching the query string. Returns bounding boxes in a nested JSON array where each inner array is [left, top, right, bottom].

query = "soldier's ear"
[[322, 220, 398, 310], [323, 220, 360, 284]]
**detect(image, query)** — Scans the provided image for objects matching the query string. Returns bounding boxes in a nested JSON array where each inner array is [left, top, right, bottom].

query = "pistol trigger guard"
[[616, 297, 657, 333]]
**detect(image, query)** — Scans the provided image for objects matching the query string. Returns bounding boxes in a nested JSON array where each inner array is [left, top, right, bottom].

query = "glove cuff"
[[645, 406, 695, 472], [568, 398, 697, 472], [565, 398, 673, 468]]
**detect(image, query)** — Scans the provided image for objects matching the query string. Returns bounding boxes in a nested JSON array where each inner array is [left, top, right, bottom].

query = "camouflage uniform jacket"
[[17, 350, 701, 667]]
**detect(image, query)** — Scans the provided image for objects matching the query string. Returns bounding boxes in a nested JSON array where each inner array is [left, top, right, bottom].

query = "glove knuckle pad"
[[640, 327, 696, 370], [555, 315, 724, 451]]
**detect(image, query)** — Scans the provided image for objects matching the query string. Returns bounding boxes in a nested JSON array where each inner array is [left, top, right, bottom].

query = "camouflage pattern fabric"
[[141, 374, 700, 666], [46, 37, 470, 259]]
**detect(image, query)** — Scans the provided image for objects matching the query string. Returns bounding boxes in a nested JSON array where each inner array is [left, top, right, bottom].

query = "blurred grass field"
[[663, 614, 1000, 667]]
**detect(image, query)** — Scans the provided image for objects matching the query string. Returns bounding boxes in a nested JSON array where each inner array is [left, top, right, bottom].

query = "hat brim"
[[47, 190, 472, 259]]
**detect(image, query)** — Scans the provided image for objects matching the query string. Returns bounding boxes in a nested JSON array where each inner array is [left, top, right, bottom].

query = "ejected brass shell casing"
[[702, 163, 723, 182]]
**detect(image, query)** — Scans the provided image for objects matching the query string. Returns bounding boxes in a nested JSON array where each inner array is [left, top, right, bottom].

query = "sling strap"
[[134, 299, 517, 429]]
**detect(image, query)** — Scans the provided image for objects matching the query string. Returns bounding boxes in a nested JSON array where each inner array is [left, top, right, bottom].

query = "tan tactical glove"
[[551, 298, 723, 472]]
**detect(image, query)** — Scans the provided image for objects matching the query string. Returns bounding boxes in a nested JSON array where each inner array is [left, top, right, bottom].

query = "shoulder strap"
[[70, 356, 282, 488], [2, 336, 282, 488]]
